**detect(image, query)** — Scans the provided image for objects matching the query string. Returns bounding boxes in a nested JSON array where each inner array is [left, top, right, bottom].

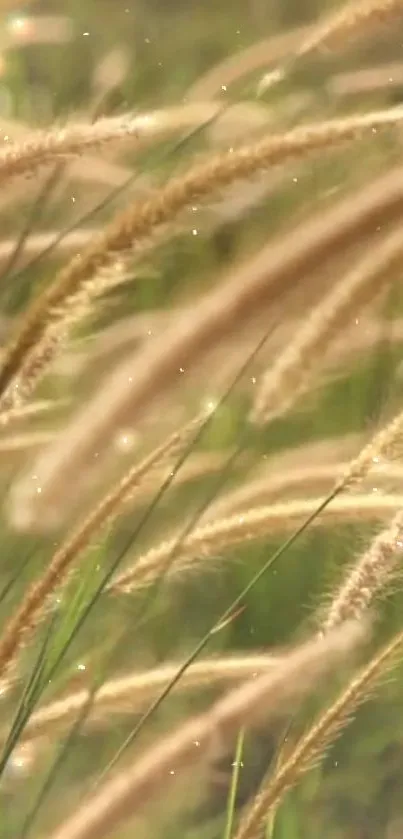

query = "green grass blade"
[[223, 728, 245, 839]]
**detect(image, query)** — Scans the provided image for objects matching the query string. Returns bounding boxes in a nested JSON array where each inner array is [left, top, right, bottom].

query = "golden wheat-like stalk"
[[21, 653, 281, 743], [0, 104, 226, 184], [299, 0, 403, 56], [323, 507, 403, 631], [0, 113, 138, 191], [0, 413, 204, 679], [237, 452, 403, 837], [0, 113, 142, 181], [259, 0, 403, 93], [251, 228, 403, 424], [235, 624, 403, 839], [0, 106, 402, 420], [110, 494, 403, 595], [342, 408, 403, 489], [292, 0, 403, 70], [43, 622, 365, 839], [206, 459, 403, 520]]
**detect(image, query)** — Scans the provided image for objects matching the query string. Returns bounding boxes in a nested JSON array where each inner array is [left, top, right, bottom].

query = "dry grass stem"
[[110, 494, 403, 595], [235, 625, 403, 839], [251, 227, 403, 424], [44, 622, 365, 839], [341, 405, 403, 488], [207, 460, 403, 520], [1, 106, 402, 421], [298, 0, 403, 57], [323, 507, 403, 631], [0, 413, 204, 677], [22, 653, 281, 742], [259, 0, 403, 93]]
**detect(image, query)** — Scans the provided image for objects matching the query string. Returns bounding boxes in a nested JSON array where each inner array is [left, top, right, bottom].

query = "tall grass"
[[2, 2, 403, 839]]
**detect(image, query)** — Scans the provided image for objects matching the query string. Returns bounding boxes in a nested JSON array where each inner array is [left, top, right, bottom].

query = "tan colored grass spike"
[[235, 625, 403, 839], [257, 503, 403, 821], [251, 227, 403, 425], [0, 114, 142, 181], [205, 464, 346, 520], [0, 114, 133, 192], [43, 622, 364, 839], [259, 0, 403, 93], [205, 434, 364, 519], [232, 438, 403, 837], [14, 164, 403, 527], [110, 494, 403, 595], [0, 104, 225, 184], [323, 507, 403, 631], [0, 412, 204, 679], [0, 106, 402, 419], [342, 407, 403, 489], [206, 460, 403, 520], [298, 0, 403, 58], [23, 653, 281, 742], [320, 362, 403, 494]]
